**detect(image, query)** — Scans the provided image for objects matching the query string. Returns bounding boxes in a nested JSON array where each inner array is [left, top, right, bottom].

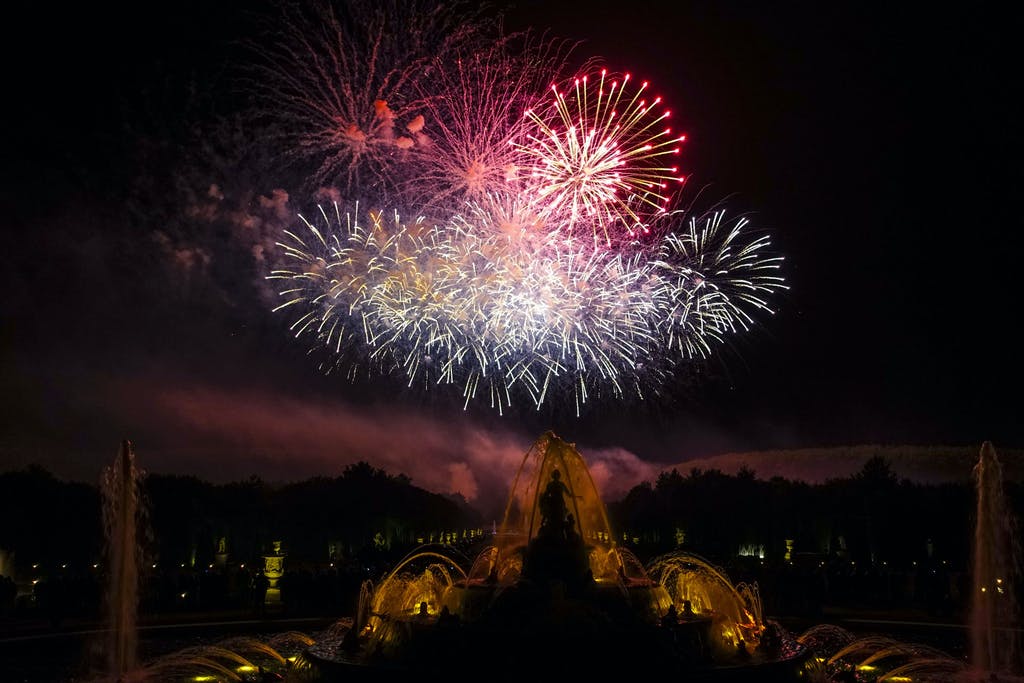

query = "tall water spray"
[[970, 441, 1021, 677], [101, 439, 143, 679]]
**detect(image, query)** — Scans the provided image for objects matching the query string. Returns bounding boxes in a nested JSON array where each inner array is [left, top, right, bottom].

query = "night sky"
[[1, 1, 1021, 506]]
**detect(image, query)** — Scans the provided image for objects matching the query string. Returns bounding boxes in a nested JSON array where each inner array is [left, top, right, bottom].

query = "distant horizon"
[[662, 442, 1024, 487], [7, 442, 1018, 510]]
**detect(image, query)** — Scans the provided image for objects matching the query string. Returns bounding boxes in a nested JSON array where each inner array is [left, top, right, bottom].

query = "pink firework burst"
[[517, 68, 688, 247], [403, 30, 580, 217]]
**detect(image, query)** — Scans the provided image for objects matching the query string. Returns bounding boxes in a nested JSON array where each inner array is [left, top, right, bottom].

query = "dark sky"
[[1, 1, 1021, 505]]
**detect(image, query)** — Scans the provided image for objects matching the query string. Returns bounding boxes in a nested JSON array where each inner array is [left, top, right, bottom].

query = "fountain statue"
[[289, 430, 810, 681]]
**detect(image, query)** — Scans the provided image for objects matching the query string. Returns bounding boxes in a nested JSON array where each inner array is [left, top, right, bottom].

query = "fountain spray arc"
[[970, 441, 1022, 678], [101, 439, 145, 679]]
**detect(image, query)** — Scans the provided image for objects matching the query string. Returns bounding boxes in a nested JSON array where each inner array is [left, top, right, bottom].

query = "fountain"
[[969, 441, 1022, 680], [82, 444, 320, 683], [108, 632, 313, 682], [786, 441, 1024, 683], [289, 430, 811, 682], [78, 433, 1019, 683], [820, 634, 968, 682], [100, 439, 144, 680], [646, 551, 767, 660]]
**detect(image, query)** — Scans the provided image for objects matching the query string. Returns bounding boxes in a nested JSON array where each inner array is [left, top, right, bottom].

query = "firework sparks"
[[241, 0, 493, 195], [516, 69, 688, 247], [252, 7, 787, 414], [652, 209, 787, 360], [403, 31, 582, 218], [269, 201, 785, 414]]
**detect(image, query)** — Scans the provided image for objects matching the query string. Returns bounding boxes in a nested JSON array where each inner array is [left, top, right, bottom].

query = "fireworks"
[[516, 69, 688, 247], [270, 201, 784, 414], [652, 210, 786, 360], [254, 4, 787, 413], [242, 0, 493, 196], [403, 31, 581, 217]]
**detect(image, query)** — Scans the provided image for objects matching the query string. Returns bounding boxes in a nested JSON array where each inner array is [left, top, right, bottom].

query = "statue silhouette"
[[539, 469, 571, 537], [523, 467, 592, 589], [564, 513, 580, 543]]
